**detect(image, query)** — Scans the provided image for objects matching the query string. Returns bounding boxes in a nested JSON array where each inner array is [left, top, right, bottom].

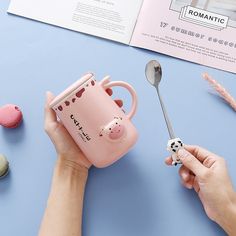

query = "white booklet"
[[8, 0, 236, 73], [8, 0, 142, 44]]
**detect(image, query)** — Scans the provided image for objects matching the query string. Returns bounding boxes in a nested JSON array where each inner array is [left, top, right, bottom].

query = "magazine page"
[[8, 0, 143, 44], [131, 0, 236, 73]]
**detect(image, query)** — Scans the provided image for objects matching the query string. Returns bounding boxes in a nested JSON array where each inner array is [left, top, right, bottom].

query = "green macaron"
[[0, 154, 9, 178]]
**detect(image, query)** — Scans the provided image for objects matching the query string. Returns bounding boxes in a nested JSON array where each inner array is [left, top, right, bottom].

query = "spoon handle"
[[167, 138, 184, 165], [155, 88, 184, 165], [156, 88, 175, 139]]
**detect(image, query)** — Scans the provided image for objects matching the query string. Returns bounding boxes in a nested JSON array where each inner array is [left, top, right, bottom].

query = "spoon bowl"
[[145, 60, 162, 87]]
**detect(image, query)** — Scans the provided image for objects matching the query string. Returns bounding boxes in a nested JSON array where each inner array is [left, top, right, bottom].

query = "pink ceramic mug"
[[50, 73, 138, 168]]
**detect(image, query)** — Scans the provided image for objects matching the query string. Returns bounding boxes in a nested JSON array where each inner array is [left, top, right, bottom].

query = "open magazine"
[[8, 0, 236, 73]]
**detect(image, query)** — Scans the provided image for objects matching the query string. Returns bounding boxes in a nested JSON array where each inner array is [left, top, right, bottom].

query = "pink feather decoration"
[[202, 73, 236, 111]]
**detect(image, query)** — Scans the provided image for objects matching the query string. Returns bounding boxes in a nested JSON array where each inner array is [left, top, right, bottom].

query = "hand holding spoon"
[[145, 60, 183, 166]]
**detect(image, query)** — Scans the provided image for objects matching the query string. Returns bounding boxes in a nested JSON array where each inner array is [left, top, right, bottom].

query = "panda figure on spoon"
[[145, 60, 184, 166]]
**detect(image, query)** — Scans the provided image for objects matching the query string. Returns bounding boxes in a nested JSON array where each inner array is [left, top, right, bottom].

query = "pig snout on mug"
[[99, 117, 126, 141]]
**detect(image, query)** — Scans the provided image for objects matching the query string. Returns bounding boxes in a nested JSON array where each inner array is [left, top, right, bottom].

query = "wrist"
[[57, 151, 91, 169], [47, 155, 89, 213], [55, 156, 89, 179], [216, 192, 236, 235]]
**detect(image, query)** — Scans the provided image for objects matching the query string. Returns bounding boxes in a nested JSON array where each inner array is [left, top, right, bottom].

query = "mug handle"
[[100, 76, 138, 120]]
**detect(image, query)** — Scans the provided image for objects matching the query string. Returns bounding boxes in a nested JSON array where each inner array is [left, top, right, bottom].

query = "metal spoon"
[[145, 60, 183, 166], [145, 60, 175, 139]]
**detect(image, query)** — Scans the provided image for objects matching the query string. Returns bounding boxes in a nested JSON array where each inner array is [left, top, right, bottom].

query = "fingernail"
[[178, 149, 189, 159], [186, 183, 193, 189]]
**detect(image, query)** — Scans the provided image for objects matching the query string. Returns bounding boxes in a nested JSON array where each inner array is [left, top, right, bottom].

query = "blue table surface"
[[1, 1, 236, 235]]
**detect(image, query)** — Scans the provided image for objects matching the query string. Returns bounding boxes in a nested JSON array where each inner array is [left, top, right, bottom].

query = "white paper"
[[8, 0, 236, 73], [130, 0, 236, 74], [8, 0, 143, 44]]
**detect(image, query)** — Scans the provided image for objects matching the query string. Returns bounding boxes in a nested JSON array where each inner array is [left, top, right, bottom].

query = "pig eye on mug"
[[116, 122, 118, 124], [109, 128, 111, 130]]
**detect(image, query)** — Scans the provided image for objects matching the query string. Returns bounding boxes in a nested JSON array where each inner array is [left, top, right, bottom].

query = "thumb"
[[178, 149, 208, 177], [46, 91, 55, 104]]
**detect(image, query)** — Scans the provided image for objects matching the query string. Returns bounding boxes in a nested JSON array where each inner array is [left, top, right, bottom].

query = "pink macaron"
[[0, 104, 23, 128]]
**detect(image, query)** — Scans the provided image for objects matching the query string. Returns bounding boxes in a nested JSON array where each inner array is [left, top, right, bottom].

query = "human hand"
[[44, 90, 123, 170], [44, 91, 91, 170], [165, 145, 236, 234]]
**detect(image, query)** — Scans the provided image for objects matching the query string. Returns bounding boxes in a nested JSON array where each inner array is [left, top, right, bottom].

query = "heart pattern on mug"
[[56, 79, 96, 112]]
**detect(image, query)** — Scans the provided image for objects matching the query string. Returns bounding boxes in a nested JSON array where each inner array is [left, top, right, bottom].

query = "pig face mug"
[[50, 73, 138, 168]]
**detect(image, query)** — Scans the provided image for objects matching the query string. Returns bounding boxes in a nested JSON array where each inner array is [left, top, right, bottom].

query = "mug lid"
[[50, 73, 94, 108]]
